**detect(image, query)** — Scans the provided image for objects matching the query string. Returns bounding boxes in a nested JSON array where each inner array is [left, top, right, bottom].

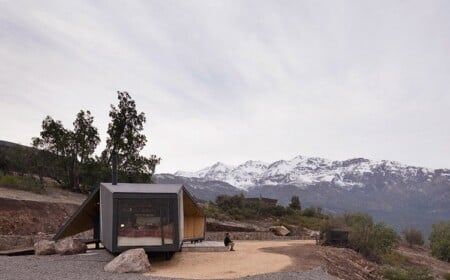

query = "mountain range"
[[155, 155, 450, 237]]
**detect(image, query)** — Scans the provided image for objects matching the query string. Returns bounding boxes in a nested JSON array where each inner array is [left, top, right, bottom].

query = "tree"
[[403, 228, 424, 247], [73, 110, 100, 165], [32, 116, 71, 157], [32, 116, 72, 186], [103, 91, 160, 182], [289, 195, 301, 210], [71, 110, 101, 189], [32, 111, 100, 191], [429, 221, 450, 262]]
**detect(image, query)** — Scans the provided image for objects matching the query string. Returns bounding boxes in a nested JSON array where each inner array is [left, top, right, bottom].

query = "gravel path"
[[0, 250, 336, 280]]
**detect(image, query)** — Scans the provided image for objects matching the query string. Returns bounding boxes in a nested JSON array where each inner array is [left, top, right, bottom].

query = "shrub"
[[0, 174, 20, 188], [403, 228, 424, 247], [299, 215, 326, 231], [350, 221, 399, 261], [383, 267, 409, 280], [302, 207, 317, 217], [383, 267, 433, 280], [0, 173, 44, 194], [382, 251, 410, 266], [321, 213, 399, 262], [289, 195, 301, 211], [443, 272, 450, 280], [429, 221, 450, 262]]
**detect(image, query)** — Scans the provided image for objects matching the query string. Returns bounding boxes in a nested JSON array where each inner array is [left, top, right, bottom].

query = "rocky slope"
[[156, 155, 450, 236]]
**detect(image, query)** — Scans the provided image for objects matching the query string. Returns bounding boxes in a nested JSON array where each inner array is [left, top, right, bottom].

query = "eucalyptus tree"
[[103, 91, 160, 182]]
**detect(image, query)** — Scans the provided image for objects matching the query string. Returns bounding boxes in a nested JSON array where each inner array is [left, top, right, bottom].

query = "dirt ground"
[[0, 186, 86, 205], [148, 240, 314, 279], [1, 186, 447, 280], [0, 187, 84, 237], [147, 240, 382, 280], [397, 245, 450, 278]]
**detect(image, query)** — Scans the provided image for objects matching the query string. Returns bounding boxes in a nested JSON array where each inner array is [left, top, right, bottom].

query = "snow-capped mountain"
[[174, 156, 438, 191], [156, 155, 450, 237]]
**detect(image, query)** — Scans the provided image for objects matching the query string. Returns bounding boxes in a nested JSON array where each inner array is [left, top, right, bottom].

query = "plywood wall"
[[183, 191, 205, 240]]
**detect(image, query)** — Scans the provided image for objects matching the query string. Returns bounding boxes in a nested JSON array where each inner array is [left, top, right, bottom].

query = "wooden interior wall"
[[183, 191, 205, 239]]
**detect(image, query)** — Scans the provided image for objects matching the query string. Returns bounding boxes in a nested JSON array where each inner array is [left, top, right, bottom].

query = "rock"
[[269, 226, 290, 236], [34, 240, 56, 255], [104, 248, 151, 273], [55, 238, 87, 255], [309, 230, 320, 239]]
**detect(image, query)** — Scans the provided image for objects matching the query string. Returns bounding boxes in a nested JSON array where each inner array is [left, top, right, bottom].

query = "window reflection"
[[162, 200, 174, 244], [117, 199, 175, 247]]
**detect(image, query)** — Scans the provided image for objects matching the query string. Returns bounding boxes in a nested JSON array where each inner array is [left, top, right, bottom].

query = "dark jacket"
[[224, 236, 232, 246]]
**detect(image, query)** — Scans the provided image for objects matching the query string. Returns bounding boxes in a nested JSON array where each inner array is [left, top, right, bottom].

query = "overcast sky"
[[1, 1, 449, 173]]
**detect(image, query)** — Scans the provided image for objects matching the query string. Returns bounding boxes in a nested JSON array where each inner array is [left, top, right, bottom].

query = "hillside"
[[155, 155, 450, 237]]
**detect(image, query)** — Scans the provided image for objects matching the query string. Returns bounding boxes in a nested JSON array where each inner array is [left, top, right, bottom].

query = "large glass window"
[[117, 198, 175, 247]]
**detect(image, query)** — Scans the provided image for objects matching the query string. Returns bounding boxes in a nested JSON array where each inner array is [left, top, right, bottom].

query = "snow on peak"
[[174, 155, 437, 190]]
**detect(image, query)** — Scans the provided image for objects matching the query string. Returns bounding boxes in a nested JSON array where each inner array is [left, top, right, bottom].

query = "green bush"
[[321, 213, 399, 262], [298, 215, 326, 231], [443, 272, 450, 280], [0, 173, 44, 194], [289, 195, 301, 211], [0, 174, 20, 188], [383, 268, 409, 280], [383, 267, 433, 280], [403, 228, 424, 247], [382, 251, 410, 266], [351, 222, 399, 261], [429, 221, 450, 262], [302, 207, 317, 217]]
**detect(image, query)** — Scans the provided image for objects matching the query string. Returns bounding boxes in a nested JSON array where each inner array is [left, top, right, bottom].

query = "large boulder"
[[104, 248, 151, 273], [34, 240, 56, 255], [55, 238, 87, 255], [269, 226, 290, 236]]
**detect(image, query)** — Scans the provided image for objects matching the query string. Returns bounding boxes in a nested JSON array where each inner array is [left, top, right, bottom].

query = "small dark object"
[[322, 229, 349, 247]]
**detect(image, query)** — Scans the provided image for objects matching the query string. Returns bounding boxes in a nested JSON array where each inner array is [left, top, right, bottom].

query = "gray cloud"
[[0, 0, 449, 172]]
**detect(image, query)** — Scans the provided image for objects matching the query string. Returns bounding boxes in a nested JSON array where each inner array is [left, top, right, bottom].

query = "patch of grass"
[[298, 216, 324, 231], [382, 251, 410, 266], [383, 267, 433, 280], [0, 173, 45, 194]]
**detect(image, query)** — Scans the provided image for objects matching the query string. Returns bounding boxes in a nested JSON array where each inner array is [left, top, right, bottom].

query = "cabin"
[[53, 183, 205, 254]]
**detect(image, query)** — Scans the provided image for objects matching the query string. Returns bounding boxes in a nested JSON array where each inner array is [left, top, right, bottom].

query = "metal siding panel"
[[179, 189, 184, 243], [102, 183, 182, 194], [100, 184, 113, 251]]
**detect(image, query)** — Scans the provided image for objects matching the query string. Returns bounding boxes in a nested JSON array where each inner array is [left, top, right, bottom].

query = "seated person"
[[224, 232, 235, 251]]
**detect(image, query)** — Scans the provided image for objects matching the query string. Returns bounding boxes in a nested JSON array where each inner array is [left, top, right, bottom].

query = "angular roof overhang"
[[53, 187, 100, 241]]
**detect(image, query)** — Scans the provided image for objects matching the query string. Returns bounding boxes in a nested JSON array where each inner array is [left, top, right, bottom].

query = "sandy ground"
[[147, 240, 316, 279]]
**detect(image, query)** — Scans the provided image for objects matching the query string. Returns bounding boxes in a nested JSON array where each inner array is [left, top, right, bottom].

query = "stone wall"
[[0, 233, 52, 251], [205, 231, 311, 241], [0, 230, 92, 251]]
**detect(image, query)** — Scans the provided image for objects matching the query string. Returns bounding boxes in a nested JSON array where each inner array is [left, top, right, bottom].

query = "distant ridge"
[[156, 155, 450, 237]]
